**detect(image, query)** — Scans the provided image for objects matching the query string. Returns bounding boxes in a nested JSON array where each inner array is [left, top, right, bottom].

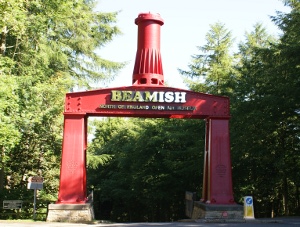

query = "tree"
[[178, 22, 235, 95], [0, 0, 124, 86], [230, 23, 279, 203], [0, 0, 124, 206], [0, 76, 20, 190]]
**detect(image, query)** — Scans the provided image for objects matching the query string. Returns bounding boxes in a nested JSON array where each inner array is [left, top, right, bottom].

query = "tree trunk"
[[282, 176, 289, 216], [0, 147, 5, 191], [296, 185, 300, 212], [0, 26, 8, 56]]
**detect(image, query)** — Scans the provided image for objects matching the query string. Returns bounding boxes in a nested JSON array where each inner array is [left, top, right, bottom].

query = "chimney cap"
[[135, 12, 164, 25]]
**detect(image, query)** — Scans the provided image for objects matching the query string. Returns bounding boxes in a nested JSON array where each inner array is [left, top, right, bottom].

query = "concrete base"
[[46, 203, 94, 223], [191, 202, 243, 220]]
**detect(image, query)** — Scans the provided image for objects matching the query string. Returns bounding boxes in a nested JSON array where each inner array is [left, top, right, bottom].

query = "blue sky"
[[96, 0, 290, 89]]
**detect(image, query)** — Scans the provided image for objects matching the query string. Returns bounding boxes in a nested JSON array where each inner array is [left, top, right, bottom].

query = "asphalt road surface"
[[1, 218, 300, 227]]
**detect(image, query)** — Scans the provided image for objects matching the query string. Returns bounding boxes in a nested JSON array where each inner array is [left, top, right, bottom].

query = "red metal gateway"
[[57, 13, 235, 205]]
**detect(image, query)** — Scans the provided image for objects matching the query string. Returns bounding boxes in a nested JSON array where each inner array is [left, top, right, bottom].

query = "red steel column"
[[57, 113, 87, 204], [205, 117, 235, 204], [133, 13, 164, 86], [201, 119, 209, 202]]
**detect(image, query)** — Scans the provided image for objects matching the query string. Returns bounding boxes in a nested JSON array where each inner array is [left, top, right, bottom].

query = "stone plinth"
[[47, 203, 94, 223], [191, 202, 243, 220]]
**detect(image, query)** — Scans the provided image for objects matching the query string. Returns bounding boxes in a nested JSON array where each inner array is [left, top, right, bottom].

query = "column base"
[[191, 202, 243, 220], [47, 203, 94, 223]]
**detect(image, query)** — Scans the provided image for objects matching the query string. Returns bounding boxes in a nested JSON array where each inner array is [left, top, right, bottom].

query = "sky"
[[96, 0, 290, 89]]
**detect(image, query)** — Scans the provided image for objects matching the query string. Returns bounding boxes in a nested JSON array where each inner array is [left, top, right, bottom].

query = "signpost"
[[244, 196, 255, 219], [3, 200, 22, 209], [27, 176, 43, 219]]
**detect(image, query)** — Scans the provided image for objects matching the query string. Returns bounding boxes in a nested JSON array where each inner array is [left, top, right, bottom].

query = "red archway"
[[58, 86, 234, 205], [48, 12, 239, 222]]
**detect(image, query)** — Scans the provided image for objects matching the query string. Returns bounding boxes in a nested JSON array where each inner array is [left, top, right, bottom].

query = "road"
[[0, 217, 300, 227]]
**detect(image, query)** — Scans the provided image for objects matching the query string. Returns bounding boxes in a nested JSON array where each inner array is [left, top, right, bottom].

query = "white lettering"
[[158, 91, 165, 102], [165, 92, 174, 103], [110, 90, 187, 103], [174, 92, 186, 103]]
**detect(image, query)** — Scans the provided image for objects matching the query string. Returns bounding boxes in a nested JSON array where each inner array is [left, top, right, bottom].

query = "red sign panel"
[[64, 86, 230, 119]]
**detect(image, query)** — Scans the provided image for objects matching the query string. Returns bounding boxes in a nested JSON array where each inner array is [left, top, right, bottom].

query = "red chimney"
[[132, 13, 164, 86]]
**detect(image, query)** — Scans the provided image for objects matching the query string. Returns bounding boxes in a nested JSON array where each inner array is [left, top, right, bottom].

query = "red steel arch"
[[57, 86, 234, 205], [56, 13, 236, 206]]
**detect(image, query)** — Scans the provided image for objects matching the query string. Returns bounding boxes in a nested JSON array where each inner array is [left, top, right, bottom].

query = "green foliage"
[[0, 75, 20, 150], [0, 0, 123, 204], [88, 118, 204, 221]]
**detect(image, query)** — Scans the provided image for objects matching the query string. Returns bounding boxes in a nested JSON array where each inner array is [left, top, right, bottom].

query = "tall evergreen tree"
[[269, 0, 300, 215], [230, 23, 283, 215], [178, 22, 235, 95], [0, 0, 123, 204]]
